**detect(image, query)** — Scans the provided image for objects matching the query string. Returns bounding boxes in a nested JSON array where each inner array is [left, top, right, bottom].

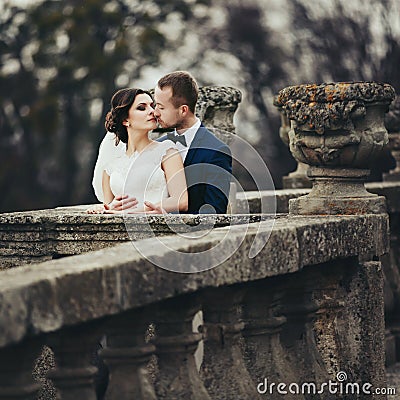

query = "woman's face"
[[125, 93, 156, 132]]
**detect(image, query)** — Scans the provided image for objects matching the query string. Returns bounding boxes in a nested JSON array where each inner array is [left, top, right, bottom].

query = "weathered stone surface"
[[236, 182, 400, 214], [282, 162, 312, 189], [0, 208, 272, 268], [384, 96, 400, 182], [242, 279, 301, 397], [274, 94, 312, 189], [236, 189, 310, 214], [277, 81, 394, 215], [46, 324, 101, 400], [153, 295, 210, 400], [101, 309, 157, 400], [273, 94, 291, 146], [197, 87, 242, 131], [276, 82, 395, 135], [385, 95, 400, 133], [200, 287, 260, 400], [338, 261, 386, 396]]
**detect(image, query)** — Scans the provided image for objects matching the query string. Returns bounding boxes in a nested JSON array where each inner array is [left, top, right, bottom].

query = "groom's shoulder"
[[197, 125, 230, 153]]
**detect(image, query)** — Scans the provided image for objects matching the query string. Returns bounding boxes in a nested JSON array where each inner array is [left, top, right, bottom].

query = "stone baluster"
[[338, 261, 386, 392], [280, 270, 329, 389], [200, 286, 261, 400], [241, 278, 302, 399], [383, 95, 400, 181], [310, 262, 348, 377], [46, 323, 102, 400], [0, 338, 42, 399], [276, 81, 395, 215], [152, 294, 210, 400], [273, 96, 311, 189], [100, 308, 157, 400]]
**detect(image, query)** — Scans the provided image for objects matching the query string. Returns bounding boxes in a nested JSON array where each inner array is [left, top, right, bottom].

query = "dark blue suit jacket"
[[158, 124, 232, 214]]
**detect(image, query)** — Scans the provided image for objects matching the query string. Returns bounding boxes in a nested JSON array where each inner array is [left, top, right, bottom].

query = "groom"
[[150, 71, 232, 214]]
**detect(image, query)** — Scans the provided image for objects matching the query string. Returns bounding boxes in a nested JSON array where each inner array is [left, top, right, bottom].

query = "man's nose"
[[153, 108, 160, 117]]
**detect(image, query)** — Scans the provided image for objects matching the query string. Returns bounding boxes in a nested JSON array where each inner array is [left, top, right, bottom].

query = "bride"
[[88, 88, 188, 214]]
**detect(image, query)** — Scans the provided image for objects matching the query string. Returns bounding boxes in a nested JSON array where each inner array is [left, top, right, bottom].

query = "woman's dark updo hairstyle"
[[105, 88, 152, 145]]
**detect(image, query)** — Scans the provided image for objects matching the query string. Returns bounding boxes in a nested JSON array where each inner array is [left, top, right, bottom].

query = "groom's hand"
[[144, 201, 166, 214], [106, 195, 138, 211]]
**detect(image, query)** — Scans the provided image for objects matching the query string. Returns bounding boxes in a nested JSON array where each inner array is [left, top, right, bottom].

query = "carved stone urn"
[[273, 96, 312, 189], [276, 81, 395, 215], [383, 95, 400, 181]]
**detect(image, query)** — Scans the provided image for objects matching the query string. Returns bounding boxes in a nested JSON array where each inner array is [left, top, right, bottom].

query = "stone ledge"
[[236, 182, 400, 214], [0, 210, 279, 267], [0, 214, 388, 348]]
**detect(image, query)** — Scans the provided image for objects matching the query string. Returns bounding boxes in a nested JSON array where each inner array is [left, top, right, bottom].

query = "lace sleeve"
[[92, 132, 125, 202]]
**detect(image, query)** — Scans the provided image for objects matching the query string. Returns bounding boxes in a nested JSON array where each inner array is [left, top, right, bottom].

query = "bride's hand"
[[143, 201, 167, 214], [107, 194, 138, 211], [86, 204, 106, 214]]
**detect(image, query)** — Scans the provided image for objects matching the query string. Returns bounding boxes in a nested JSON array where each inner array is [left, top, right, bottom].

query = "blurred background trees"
[[1, 0, 399, 212]]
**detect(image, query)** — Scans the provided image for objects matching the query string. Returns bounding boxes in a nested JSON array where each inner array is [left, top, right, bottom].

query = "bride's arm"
[[102, 171, 114, 205], [156, 148, 188, 213], [87, 171, 114, 213]]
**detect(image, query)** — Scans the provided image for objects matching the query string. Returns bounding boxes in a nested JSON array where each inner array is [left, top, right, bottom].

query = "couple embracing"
[[89, 71, 232, 215]]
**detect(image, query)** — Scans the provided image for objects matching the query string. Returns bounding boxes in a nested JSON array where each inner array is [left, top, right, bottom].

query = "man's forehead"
[[155, 86, 173, 100]]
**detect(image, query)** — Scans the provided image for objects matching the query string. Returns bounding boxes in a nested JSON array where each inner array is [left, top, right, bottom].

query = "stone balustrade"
[[0, 212, 389, 399]]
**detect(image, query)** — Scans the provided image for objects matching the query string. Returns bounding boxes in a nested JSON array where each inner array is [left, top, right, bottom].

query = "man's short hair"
[[157, 71, 198, 113]]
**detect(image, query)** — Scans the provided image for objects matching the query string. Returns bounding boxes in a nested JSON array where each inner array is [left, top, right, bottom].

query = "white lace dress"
[[102, 140, 178, 209]]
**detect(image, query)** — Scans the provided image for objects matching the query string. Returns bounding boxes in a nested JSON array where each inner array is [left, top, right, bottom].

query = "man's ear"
[[180, 105, 189, 116]]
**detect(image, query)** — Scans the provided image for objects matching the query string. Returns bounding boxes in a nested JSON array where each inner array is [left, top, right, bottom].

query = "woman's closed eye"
[[137, 105, 146, 111]]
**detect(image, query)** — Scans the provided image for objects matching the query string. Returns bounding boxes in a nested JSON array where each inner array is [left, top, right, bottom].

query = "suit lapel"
[[184, 125, 207, 166]]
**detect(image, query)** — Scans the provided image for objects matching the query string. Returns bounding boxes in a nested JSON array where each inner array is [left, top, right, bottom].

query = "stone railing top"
[[236, 182, 400, 214], [0, 205, 267, 228], [0, 213, 388, 348], [385, 95, 400, 132], [276, 81, 395, 134]]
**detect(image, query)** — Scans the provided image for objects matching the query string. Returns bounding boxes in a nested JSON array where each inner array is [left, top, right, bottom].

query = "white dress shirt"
[[173, 118, 201, 161]]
